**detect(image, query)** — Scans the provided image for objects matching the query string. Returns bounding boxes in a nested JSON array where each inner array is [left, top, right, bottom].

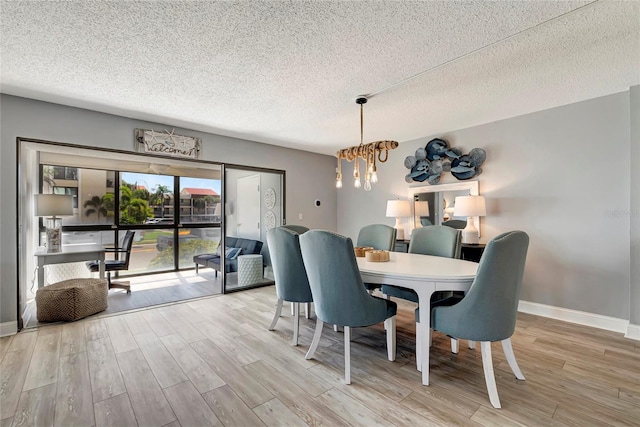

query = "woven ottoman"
[[36, 278, 108, 322]]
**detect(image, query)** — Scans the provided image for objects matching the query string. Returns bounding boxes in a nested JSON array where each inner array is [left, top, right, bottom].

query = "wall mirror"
[[407, 181, 479, 237]]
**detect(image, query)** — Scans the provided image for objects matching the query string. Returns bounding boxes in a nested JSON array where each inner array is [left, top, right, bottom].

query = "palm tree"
[[83, 195, 108, 221], [150, 184, 170, 217]]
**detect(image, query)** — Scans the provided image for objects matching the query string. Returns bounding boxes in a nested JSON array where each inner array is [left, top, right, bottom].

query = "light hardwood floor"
[[2, 285, 639, 426], [25, 269, 274, 329]]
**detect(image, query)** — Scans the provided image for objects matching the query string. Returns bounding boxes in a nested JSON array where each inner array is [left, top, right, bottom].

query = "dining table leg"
[[415, 288, 433, 386]]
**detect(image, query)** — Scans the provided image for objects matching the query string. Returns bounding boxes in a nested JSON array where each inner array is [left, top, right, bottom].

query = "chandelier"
[[336, 97, 398, 191]]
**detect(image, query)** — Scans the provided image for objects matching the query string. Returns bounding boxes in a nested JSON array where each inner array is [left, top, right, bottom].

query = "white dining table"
[[356, 251, 478, 386], [34, 244, 106, 288]]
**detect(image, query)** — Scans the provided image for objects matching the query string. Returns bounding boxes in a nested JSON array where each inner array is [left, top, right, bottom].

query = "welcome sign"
[[135, 128, 201, 159]]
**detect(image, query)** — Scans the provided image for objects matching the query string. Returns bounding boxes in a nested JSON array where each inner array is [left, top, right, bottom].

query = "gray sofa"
[[193, 237, 264, 277]]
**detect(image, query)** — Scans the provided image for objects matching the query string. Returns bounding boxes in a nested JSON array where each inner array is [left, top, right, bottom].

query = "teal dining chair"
[[356, 224, 397, 251], [382, 225, 461, 303], [266, 227, 313, 345], [426, 230, 530, 408], [357, 224, 396, 293], [442, 219, 467, 229], [299, 230, 397, 384], [382, 225, 461, 369], [280, 224, 312, 317]]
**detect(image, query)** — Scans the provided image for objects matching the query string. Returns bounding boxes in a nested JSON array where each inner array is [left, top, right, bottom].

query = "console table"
[[394, 240, 486, 263], [34, 244, 105, 288]]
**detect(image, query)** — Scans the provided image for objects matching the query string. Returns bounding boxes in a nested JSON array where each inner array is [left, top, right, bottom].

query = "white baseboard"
[[518, 300, 631, 335], [0, 321, 18, 337], [626, 323, 640, 340]]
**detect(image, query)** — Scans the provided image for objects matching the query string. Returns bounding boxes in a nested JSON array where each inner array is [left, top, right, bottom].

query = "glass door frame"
[[221, 163, 286, 294]]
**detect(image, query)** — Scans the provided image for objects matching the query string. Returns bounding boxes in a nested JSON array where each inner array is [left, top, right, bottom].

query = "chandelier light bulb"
[[334, 97, 398, 191]]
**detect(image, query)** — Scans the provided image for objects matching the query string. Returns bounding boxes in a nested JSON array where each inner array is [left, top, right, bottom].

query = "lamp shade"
[[454, 195, 486, 217], [34, 194, 74, 217], [414, 201, 430, 217], [386, 200, 410, 218]]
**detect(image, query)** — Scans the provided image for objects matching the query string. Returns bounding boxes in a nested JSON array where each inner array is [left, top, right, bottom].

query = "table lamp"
[[454, 195, 486, 244], [414, 201, 430, 228], [35, 194, 74, 252], [386, 199, 410, 240]]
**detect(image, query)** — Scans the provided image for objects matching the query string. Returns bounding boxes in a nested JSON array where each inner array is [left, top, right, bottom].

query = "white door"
[[236, 175, 261, 240]]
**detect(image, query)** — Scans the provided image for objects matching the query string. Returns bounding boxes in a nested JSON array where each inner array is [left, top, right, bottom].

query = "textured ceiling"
[[1, 1, 638, 155]]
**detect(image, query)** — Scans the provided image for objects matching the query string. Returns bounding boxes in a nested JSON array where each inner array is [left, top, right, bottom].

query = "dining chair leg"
[[480, 341, 501, 409], [304, 302, 311, 319], [468, 340, 476, 349], [384, 316, 396, 361], [451, 338, 459, 354], [268, 298, 283, 330], [291, 302, 295, 316], [344, 325, 351, 384], [333, 324, 340, 332], [501, 338, 525, 380], [305, 317, 323, 360], [293, 302, 300, 346]]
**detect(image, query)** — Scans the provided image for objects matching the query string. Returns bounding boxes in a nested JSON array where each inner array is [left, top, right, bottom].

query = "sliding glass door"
[[223, 166, 283, 292]]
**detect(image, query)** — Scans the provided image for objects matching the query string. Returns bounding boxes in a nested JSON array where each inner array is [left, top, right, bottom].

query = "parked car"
[[145, 218, 174, 225]]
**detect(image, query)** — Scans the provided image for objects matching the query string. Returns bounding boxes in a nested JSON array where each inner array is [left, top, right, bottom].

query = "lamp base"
[[461, 217, 479, 244], [45, 217, 62, 253], [394, 217, 405, 240]]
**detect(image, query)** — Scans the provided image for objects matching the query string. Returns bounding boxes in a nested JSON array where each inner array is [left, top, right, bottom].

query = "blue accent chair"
[[426, 230, 529, 408], [193, 237, 263, 276], [266, 227, 313, 345], [299, 230, 397, 384], [356, 224, 396, 292]]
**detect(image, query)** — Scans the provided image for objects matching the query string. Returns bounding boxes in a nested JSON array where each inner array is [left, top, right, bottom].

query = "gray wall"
[[338, 90, 636, 321], [0, 94, 337, 325]]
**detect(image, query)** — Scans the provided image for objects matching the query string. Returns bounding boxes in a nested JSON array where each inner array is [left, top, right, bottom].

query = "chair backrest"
[[228, 237, 263, 255], [435, 231, 529, 342], [442, 219, 467, 229], [299, 230, 391, 326], [409, 225, 461, 258], [356, 224, 396, 250], [120, 230, 135, 268], [266, 227, 312, 303], [281, 224, 309, 234]]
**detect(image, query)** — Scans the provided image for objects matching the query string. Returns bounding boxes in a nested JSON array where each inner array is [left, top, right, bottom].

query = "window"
[[119, 172, 174, 225], [53, 186, 78, 208], [52, 166, 77, 180], [179, 177, 221, 224]]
